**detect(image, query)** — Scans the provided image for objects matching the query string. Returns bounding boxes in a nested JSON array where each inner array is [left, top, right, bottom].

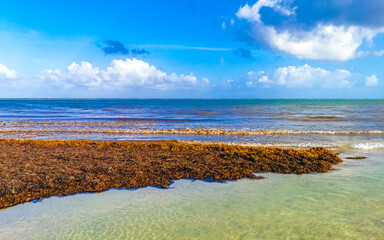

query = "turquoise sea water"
[[0, 99, 383, 132], [0, 99, 383, 239]]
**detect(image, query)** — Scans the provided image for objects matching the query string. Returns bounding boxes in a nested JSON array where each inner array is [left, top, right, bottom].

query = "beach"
[[2, 0, 384, 238], [0, 99, 383, 239]]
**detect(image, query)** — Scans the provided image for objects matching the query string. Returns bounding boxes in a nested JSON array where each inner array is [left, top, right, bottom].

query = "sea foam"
[[351, 142, 384, 150]]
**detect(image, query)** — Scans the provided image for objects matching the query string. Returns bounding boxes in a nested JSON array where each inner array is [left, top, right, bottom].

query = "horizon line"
[[0, 98, 383, 100]]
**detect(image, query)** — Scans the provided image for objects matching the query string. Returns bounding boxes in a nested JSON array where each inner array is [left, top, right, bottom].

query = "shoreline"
[[0, 139, 342, 209]]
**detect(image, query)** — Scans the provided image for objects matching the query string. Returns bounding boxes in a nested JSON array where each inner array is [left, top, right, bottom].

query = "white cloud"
[[264, 25, 380, 61], [373, 50, 384, 56], [236, 1, 384, 61], [0, 63, 17, 80], [247, 64, 351, 88], [365, 74, 378, 86], [258, 75, 272, 84], [236, 0, 295, 23], [354, 49, 384, 58], [221, 22, 227, 30], [39, 58, 209, 90], [224, 79, 240, 88], [230, 18, 235, 26]]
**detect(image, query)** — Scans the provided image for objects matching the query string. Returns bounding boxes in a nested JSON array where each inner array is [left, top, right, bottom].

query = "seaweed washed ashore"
[[0, 139, 342, 209]]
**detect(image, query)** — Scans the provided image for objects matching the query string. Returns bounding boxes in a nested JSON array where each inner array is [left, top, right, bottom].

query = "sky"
[[0, 0, 383, 98]]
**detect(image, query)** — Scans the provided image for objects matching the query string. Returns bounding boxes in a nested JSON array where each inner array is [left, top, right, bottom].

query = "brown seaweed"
[[346, 156, 368, 159], [0, 139, 342, 209]]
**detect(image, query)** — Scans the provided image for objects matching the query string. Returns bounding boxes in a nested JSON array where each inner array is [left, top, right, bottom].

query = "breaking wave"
[[350, 142, 384, 150], [0, 128, 384, 136]]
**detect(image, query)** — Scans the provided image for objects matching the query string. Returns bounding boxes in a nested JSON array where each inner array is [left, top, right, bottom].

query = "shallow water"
[[1, 150, 383, 239]]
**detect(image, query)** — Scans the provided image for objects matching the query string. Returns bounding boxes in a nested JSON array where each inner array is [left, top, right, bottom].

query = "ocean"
[[0, 99, 383, 239], [0, 99, 383, 132]]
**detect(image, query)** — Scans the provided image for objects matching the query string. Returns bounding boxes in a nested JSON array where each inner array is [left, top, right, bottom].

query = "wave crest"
[[351, 142, 384, 150]]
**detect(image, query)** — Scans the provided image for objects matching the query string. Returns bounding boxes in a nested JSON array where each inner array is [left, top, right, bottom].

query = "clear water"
[[1, 151, 383, 239], [0, 99, 383, 239]]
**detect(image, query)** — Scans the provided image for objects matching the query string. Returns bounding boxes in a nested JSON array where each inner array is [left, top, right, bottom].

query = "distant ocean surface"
[[0, 99, 383, 149], [0, 99, 383, 131], [1, 99, 383, 239]]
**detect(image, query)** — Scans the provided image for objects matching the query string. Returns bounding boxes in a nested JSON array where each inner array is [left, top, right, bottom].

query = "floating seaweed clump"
[[346, 156, 368, 159], [0, 139, 342, 209]]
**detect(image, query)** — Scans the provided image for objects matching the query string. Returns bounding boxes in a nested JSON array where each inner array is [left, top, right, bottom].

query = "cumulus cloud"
[[365, 74, 378, 86], [247, 64, 351, 88], [235, 0, 384, 61], [100, 40, 149, 56], [263, 25, 378, 61], [39, 58, 209, 90], [236, 0, 296, 23], [0, 64, 17, 80]]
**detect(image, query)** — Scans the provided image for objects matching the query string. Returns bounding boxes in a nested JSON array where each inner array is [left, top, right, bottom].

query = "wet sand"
[[0, 139, 341, 209]]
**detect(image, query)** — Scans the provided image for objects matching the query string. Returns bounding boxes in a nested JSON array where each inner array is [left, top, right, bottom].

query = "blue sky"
[[0, 0, 383, 98]]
